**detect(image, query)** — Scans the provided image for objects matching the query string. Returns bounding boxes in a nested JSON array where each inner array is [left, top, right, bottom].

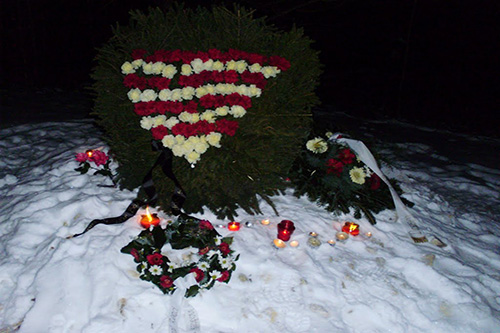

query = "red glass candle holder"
[[277, 220, 295, 241], [342, 222, 360, 236], [228, 221, 241, 231], [140, 209, 160, 228]]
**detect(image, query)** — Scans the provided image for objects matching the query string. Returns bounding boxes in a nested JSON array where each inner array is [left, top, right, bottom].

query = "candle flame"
[[145, 206, 153, 222], [349, 223, 357, 232], [86, 150, 93, 158]]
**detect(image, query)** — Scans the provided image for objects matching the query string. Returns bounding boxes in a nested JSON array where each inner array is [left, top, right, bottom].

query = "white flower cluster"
[[122, 58, 281, 79], [160, 133, 222, 165]]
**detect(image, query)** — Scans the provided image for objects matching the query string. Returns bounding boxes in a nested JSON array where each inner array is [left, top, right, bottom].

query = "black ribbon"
[[68, 142, 186, 238]]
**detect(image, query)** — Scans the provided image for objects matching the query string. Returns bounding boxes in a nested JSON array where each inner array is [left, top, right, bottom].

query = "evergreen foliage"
[[91, 4, 321, 219]]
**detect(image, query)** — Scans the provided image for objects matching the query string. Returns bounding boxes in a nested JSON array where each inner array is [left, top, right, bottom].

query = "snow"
[[1, 118, 500, 332]]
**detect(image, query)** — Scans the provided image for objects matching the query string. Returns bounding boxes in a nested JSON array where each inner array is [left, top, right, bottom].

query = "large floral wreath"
[[121, 214, 239, 297]]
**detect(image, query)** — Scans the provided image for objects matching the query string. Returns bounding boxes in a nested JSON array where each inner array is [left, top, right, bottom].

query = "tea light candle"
[[365, 231, 373, 238], [309, 231, 318, 237], [277, 220, 295, 241], [307, 237, 321, 248], [261, 219, 271, 225], [342, 222, 360, 236], [140, 207, 160, 228], [336, 231, 349, 242], [228, 222, 241, 231], [273, 238, 286, 249], [289, 240, 299, 248], [327, 239, 336, 247]]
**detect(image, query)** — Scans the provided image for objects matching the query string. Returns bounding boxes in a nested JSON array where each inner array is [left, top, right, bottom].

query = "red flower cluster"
[[160, 275, 174, 288], [189, 268, 205, 283], [199, 220, 214, 230], [217, 271, 230, 282], [75, 149, 109, 166], [134, 101, 198, 116], [199, 93, 251, 109], [146, 253, 164, 266], [218, 242, 231, 256], [171, 121, 215, 137], [326, 148, 355, 176], [151, 125, 170, 140]]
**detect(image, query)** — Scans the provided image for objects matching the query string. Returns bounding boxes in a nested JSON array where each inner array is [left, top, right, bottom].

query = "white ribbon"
[[168, 273, 200, 333], [329, 134, 422, 232]]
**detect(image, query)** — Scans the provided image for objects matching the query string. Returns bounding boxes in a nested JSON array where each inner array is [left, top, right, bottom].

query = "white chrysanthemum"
[[162, 135, 176, 148], [206, 250, 218, 258], [140, 89, 157, 102], [306, 138, 328, 154], [172, 144, 186, 157], [209, 270, 222, 280], [235, 60, 247, 73], [167, 262, 178, 273], [181, 87, 195, 100], [139, 263, 147, 273], [194, 142, 209, 154], [178, 112, 192, 123], [158, 89, 172, 101], [140, 116, 155, 130], [225, 60, 237, 71], [236, 85, 249, 96], [162, 64, 177, 79], [121, 61, 135, 74], [248, 85, 262, 97], [261, 66, 280, 78], [175, 135, 186, 144], [131, 59, 144, 68], [248, 63, 262, 73], [127, 88, 141, 103], [186, 151, 201, 164], [142, 62, 154, 75], [198, 261, 210, 271], [152, 115, 167, 127], [201, 110, 216, 123], [205, 84, 216, 95], [152, 61, 165, 74], [181, 64, 193, 76], [349, 167, 367, 185], [218, 256, 233, 269], [214, 236, 222, 246], [149, 265, 163, 276], [195, 86, 208, 98], [165, 117, 179, 129], [170, 89, 182, 101], [212, 61, 224, 71], [230, 105, 246, 118], [215, 106, 229, 116], [207, 132, 222, 147]]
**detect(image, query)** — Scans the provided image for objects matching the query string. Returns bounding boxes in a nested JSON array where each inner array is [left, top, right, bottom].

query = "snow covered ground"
[[1, 117, 499, 332]]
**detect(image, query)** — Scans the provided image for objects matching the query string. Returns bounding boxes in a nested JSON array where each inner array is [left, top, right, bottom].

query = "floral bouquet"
[[121, 214, 239, 297], [75, 149, 115, 186], [289, 133, 411, 224]]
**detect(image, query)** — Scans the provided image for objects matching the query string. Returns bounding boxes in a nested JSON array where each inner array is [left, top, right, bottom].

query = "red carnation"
[[195, 51, 210, 61], [218, 242, 231, 256], [75, 152, 88, 163], [164, 101, 184, 114], [246, 52, 267, 65], [134, 102, 156, 116], [269, 55, 291, 71], [89, 150, 109, 166], [207, 48, 222, 59], [217, 270, 230, 282], [199, 220, 214, 230], [199, 94, 217, 108], [180, 50, 196, 63], [123, 74, 147, 90], [151, 125, 169, 140], [216, 119, 239, 136], [148, 77, 171, 90], [130, 248, 140, 262], [189, 268, 205, 283], [326, 158, 343, 176], [131, 49, 147, 60], [224, 70, 239, 84], [212, 71, 225, 83], [160, 275, 174, 288], [338, 149, 355, 165], [146, 253, 164, 266], [198, 246, 210, 255]]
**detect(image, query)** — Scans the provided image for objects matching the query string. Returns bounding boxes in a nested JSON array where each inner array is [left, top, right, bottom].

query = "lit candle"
[[327, 239, 336, 247], [273, 238, 286, 249], [277, 220, 295, 241], [342, 222, 360, 236], [261, 219, 271, 225], [228, 221, 241, 231], [309, 231, 318, 237], [336, 231, 349, 242], [289, 240, 299, 248], [365, 231, 373, 238], [86, 149, 94, 158], [140, 206, 160, 228]]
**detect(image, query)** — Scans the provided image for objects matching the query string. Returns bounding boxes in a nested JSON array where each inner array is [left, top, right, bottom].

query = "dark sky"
[[1, 0, 499, 135]]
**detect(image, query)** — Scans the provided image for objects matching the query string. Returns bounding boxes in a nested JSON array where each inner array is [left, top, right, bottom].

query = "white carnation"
[[131, 59, 144, 68], [215, 83, 228, 95], [186, 151, 201, 164], [189, 113, 200, 124], [206, 132, 222, 147], [236, 85, 249, 96], [201, 110, 216, 123], [181, 87, 195, 100], [248, 63, 262, 73], [174, 135, 186, 144], [158, 89, 172, 101], [235, 60, 247, 73], [262, 66, 281, 79], [152, 61, 165, 74], [202, 59, 214, 71], [230, 105, 246, 118], [215, 106, 229, 116], [142, 62, 154, 75], [187, 136, 201, 145], [127, 88, 141, 103], [181, 64, 193, 76], [165, 117, 179, 129], [212, 61, 224, 71], [121, 61, 135, 74], [140, 116, 154, 130], [152, 115, 167, 127], [162, 135, 176, 148], [140, 89, 157, 102], [195, 86, 208, 98], [178, 112, 192, 123], [194, 142, 209, 154], [225, 60, 237, 71], [172, 144, 185, 157], [205, 84, 216, 95], [248, 85, 262, 97], [162, 64, 177, 79], [191, 58, 204, 73], [170, 89, 182, 101]]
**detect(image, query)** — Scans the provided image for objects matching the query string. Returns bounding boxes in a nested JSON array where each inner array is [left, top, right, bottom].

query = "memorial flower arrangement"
[[290, 133, 411, 224]]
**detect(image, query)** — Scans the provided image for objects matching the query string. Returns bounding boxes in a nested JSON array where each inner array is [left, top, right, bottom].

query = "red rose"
[[160, 275, 174, 288], [151, 125, 169, 140], [146, 253, 164, 266], [75, 152, 88, 163], [217, 270, 230, 282], [368, 174, 381, 190], [326, 158, 343, 176], [338, 149, 355, 165], [189, 268, 205, 283], [90, 150, 109, 166], [199, 220, 214, 230], [218, 242, 231, 256]]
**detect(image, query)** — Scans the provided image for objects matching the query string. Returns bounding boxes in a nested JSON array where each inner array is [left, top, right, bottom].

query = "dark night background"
[[1, 0, 499, 136]]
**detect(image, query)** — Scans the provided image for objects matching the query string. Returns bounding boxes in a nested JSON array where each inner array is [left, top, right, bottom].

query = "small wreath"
[[121, 214, 239, 297]]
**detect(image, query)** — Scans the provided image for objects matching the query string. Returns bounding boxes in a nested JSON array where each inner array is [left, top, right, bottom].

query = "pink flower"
[[75, 152, 88, 163], [89, 150, 109, 166]]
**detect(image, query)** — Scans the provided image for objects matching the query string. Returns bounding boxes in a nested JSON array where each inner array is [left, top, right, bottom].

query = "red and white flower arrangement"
[[122, 49, 290, 165]]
